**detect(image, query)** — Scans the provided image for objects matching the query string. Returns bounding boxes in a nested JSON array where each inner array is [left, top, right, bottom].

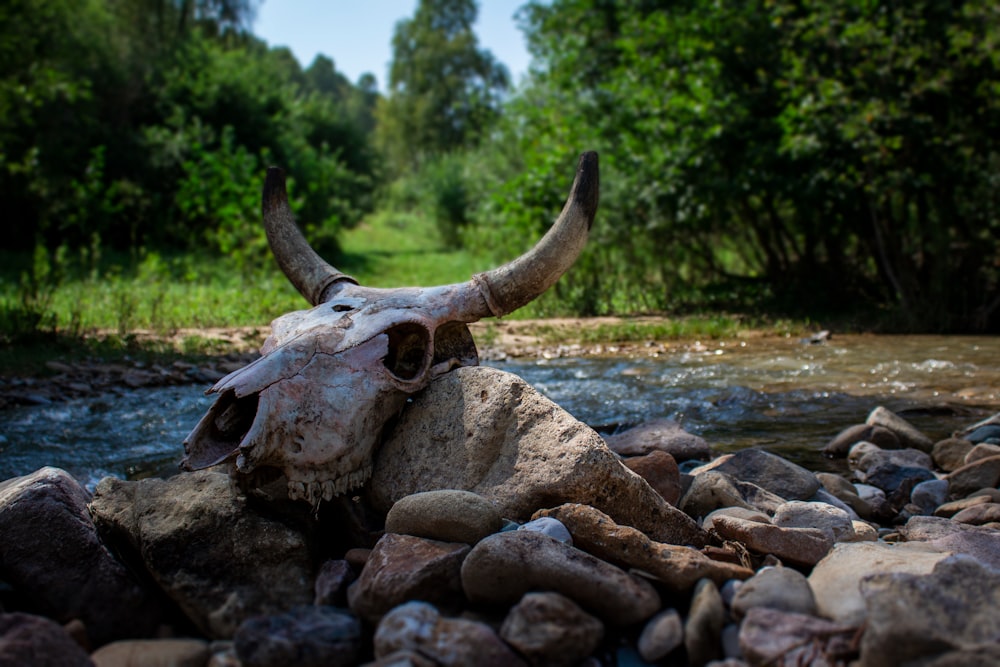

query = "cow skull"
[[181, 152, 599, 507]]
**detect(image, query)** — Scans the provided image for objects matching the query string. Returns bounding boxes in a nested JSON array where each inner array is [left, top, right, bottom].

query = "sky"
[[252, 1, 533, 91]]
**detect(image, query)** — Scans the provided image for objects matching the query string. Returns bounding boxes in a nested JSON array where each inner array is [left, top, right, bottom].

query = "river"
[[1, 334, 997, 488]]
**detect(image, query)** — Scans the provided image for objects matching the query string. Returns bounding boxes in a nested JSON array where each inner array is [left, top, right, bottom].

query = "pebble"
[[964, 442, 1000, 464], [865, 406, 934, 451], [910, 479, 950, 515], [680, 471, 786, 519], [772, 500, 856, 542], [691, 448, 820, 501], [518, 516, 573, 544], [233, 606, 361, 667], [499, 591, 604, 667], [92, 639, 210, 667], [622, 450, 683, 505], [730, 566, 817, 619], [313, 560, 355, 607], [950, 502, 1000, 525], [739, 607, 855, 667], [0, 613, 93, 667], [684, 579, 725, 667], [823, 423, 900, 457], [711, 515, 834, 567], [637, 609, 684, 662], [931, 437, 974, 472], [945, 455, 1000, 496], [384, 490, 502, 545]]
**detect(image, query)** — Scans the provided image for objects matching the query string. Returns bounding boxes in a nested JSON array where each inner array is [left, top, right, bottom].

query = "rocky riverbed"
[[1, 364, 999, 666]]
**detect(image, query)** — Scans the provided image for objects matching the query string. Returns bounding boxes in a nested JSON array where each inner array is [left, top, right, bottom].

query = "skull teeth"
[[285, 464, 373, 505]]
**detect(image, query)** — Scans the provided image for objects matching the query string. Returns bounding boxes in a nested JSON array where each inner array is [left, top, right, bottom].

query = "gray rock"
[[711, 515, 833, 567], [933, 494, 992, 518], [637, 609, 683, 662], [900, 515, 1000, 570], [313, 560, 355, 607], [0, 612, 93, 666], [461, 529, 661, 626], [809, 488, 860, 521], [945, 455, 1000, 497], [91, 639, 211, 667], [684, 579, 725, 667], [816, 472, 874, 519], [370, 367, 706, 547], [384, 490, 502, 545], [951, 502, 1000, 525], [730, 566, 817, 620], [772, 500, 856, 542], [691, 449, 820, 501], [860, 556, 1000, 667], [702, 507, 770, 532], [964, 443, 1000, 464], [866, 406, 935, 452], [0, 467, 161, 646], [499, 592, 604, 667], [233, 606, 361, 667], [823, 423, 900, 457], [848, 441, 933, 475], [680, 471, 786, 520], [89, 471, 313, 639], [518, 516, 572, 544], [931, 438, 974, 472], [602, 418, 711, 461], [739, 607, 855, 667], [911, 479, 950, 514]]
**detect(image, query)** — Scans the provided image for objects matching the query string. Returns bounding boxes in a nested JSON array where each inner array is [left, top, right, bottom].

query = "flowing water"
[[1, 335, 998, 488]]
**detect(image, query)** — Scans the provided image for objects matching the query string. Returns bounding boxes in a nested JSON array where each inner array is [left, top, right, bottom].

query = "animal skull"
[[181, 152, 599, 506]]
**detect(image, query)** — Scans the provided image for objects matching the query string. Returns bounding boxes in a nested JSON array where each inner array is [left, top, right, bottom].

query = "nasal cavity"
[[383, 323, 431, 381]]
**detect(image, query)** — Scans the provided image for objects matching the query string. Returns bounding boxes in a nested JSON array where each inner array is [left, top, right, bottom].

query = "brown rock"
[[90, 639, 210, 667], [945, 455, 1000, 497], [866, 406, 935, 452], [0, 612, 93, 667], [680, 471, 786, 520], [602, 419, 711, 461], [313, 560, 355, 607], [499, 592, 604, 667], [622, 451, 682, 505], [965, 443, 1000, 464], [932, 438, 974, 472], [932, 494, 992, 518], [691, 449, 820, 501], [384, 490, 502, 545], [823, 423, 900, 457], [684, 579, 725, 667], [711, 515, 834, 567], [637, 609, 684, 662], [739, 607, 856, 667], [950, 502, 1000, 526]]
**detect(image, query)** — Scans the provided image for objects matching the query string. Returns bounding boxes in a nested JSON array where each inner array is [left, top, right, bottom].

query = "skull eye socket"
[[383, 323, 431, 381]]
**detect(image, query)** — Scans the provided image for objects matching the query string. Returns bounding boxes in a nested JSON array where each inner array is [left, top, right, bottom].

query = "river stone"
[[684, 579, 725, 667], [602, 418, 711, 461], [534, 503, 753, 592], [460, 529, 661, 625], [233, 606, 361, 667], [848, 441, 933, 474], [702, 506, 771, 532], [807, 541, 951, 625], [730, 566, 817, 620], [815, 472, 874, 519], [932, 438, 975, 472], [823, 423, 900, 457], [911, 478, 950, 514], [866, 406, 935, 452], [384, 490, 502, 545], [900, 515, 1000, 570], [950, 502, 1000, 525], [91, 639, 210, 667], [710, 515, 833, 567], [680, 471, 787, 520], [518, 516, 573, 544], [810, 487, 861, 521], [964, 442, 1000, 464], [89, 471, 313, 639], [499, 591, 604, 667], [933, 494, 993, 518], [370, 367, 706, 547], [859, 556, 1000, 667], [313, 560, 355, 607], [347, 533, 469, 623], [637, 609, 683, 662], [621, 450, 683, 505], [772, 500, 856, 542], [0, 612, 94, 667], [944, 455, 1000, 497], [691, 449, 820, 501], [0, 467, 161, 646], [739, 607, 856, 667], [374, 601, 526, 667]]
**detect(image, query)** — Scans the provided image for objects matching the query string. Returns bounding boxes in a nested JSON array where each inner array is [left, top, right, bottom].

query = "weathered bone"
[[182, 152, 599, 507]]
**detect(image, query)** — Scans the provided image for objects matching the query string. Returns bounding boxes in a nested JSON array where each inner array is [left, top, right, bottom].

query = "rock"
[[859, 556, 1000, 667], [0, 612, 94, 666], [602, 419, 711, 461], [710, 515, 833, 567], [684, 579, 725, 667], [233, 606, 361, 667], [901, 516, 1000, 570], [866, 406, 935, 451], [933, 494, 993, 518], [384, 490, 502, 545], [944, 455, 1000, 497], [911, 479, 949, 514], [931, 438, 975, 472], [851, 521, 878, 541], [720, 623, 741, 660], [499, 592, 604, 667], [815, 472, 874, 519], [680, 471, 786, 520], [823, 423, 900, 457], [460, 529, 661, 625], [518, 517, 573, 544], [739, 607, 856, 667], [90, 639, 210, 667], [89, 471, 313, 639], [313, 560, 356, 608], [809, 487, 861, 521], [690, 449, 820, 501], [950, 502, 1000, 525], [904, 645, 1000, 667], [0, 467, 161, 646], [964, 442, 1000, 464], [374, 601, 526, 667], [702, 507, 771, 532], [370, 367, 706, 547], [621, 451, 683, 505], [534, 504, 753, 592], [807, 541, 951, 625], [366, 649, 437, 667], [861, 461, 936, 495], [637, 609, 683, 662], [772, 500, 856, 542], [730, 566, 817, 620], [347, 533, 469, 623]]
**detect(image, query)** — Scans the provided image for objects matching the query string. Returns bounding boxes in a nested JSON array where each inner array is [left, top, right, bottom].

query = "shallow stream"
[[1, 334, 998, 488]]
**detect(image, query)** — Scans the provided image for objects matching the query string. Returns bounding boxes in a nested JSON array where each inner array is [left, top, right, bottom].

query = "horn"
[[469, 151, 599, 318], [262, 168, 357, 305]]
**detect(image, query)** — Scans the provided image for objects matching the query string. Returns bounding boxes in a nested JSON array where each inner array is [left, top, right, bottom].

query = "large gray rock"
[[370, 367, 706, 546], [0, 467, 161, 646], [602, 418, 711, 461], [690, 449, 820, 501], [89, 471, 314, 639]]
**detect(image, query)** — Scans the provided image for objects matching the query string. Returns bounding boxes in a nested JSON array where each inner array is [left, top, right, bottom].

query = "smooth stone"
[[823, 423, 900, 457], [313, 560, 356, 607], [866, 406, 935, 451], [0, 612, 93, 666], [809, 488, 860, 521], [711, 515, 833, 567], [816, 472, 874, 519], [730, 566, 817, 620], [899, 517, 1000, 571], [931, 438, 974, 472], [602, 418, 711, 461], [772, 500, 855, 542], [859, 556, 1000, 667], [851, 521, 878, 541], [963, 424, 1000, 445], [622, 450, 683, 505], [739, 607, 856, 667], [944, 455, 1000, 497], [370, 367, 707, 547], [720, 623, 741, 660], [807, 541, 951, 625], [684, 579, 725, 667], [384, 490, 502, 545], [848, 441, 934, 473], [933, 494, 993, 518], [702, 507, 770, 532], [637, 609, 683, 662], [964, 442, 1000, 464], [680, 471, 787, 520], [347, 533, 469, 623], [911, 479, 950, 514], [91, 639, 210, 667], [535, 504, 753, 592], [499, 592, 604, 667], [233, 606, 361, 667], [691, 449, 820, 501], [950, 502, 1000, 525], [374, 601, 526, 667], [518, 516, 573, 544], [861, 461, 936, 494], [460, 529, 661, 626]]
